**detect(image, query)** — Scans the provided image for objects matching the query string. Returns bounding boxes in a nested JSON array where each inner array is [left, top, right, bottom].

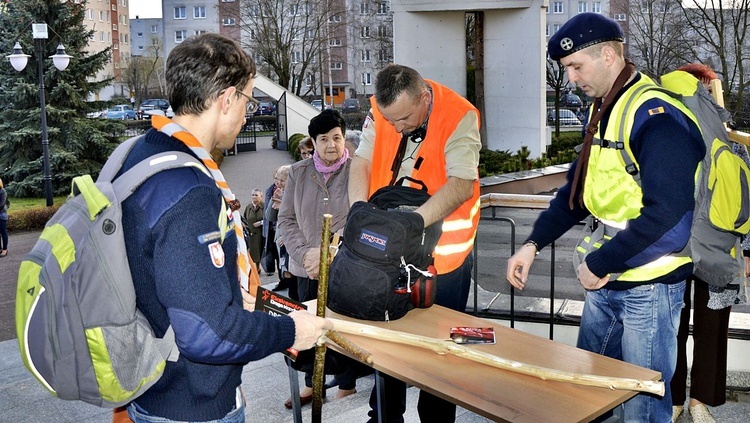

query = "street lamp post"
[[6, 23, 72, 207]]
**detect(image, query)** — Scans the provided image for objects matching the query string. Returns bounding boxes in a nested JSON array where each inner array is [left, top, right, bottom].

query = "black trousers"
[[671, 276, 731, 406]]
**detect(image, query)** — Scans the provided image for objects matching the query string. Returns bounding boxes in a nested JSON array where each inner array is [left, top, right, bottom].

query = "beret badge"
[[560, 38, 574, 52]]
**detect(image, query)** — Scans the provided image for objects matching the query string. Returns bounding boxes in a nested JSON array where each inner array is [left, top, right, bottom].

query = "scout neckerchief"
[[151, 115, 260, 295], [569, 60, 636, 209]]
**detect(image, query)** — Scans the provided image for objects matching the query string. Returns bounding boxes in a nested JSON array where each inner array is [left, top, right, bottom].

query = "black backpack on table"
[[328, 178, 442, 321]]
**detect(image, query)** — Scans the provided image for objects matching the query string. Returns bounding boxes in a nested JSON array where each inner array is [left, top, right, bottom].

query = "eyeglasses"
[[236, 90, 260, 114]]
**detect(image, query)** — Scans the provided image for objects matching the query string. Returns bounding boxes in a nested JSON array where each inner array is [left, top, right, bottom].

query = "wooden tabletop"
[[322, 304, 661, 423]]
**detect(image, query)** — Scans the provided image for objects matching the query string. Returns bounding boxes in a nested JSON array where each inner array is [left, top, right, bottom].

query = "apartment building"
[[82, 0, 132, 100], [162, 0, 221, 61]]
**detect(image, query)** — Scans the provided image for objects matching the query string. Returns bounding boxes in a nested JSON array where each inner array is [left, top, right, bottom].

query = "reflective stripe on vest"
[[581, 74, 694, 282], [369, 80, 480, 273]]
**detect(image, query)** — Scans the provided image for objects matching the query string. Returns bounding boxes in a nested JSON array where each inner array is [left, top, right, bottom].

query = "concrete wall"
[[392, 1, 548, 157]]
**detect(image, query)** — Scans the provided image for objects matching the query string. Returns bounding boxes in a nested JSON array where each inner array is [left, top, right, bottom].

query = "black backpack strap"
[[393, 176, 429, 192]]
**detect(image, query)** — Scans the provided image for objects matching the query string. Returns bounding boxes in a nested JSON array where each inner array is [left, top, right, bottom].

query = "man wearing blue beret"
[[507, 12, 705, 422]]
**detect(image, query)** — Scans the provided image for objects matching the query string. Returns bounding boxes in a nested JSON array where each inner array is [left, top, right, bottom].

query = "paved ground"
[[2, 137, 750, 421]]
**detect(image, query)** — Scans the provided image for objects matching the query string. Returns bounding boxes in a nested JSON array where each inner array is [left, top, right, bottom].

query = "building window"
[[546, 24, 550, 37], [306, 73, 314, 86], [377, 49, 389, 62], [592, 2, 601, 13], [99, 10, 104, 21], [221, 0, 236, 2], [137, 32, 143, 37], [138, 46, 144, 50], [222, 18, 236, 26], [121, 0, 127, 6], [331, 62, 343, 70], [377, 2, 389, 14], [100, 31, 104, 42], [329, 38, 341, 46], [578, 2, 588, 13], [613, 14, 626, 21], [553, 23, 560, 34], [250, 29, 256, 39], [174, 7, 186, 20], [151, 25, 159, 33], [175, 30, 187, 43], [114, 43, 119, 50], [360, 2, 370, 14], [378, 25, 388, 38], [113, 24, 117, 30], [552, 2, 563, 13], [194, 30, 207, 35], [328, 14, 341, 23], [362, 73, 372, 85], [361, 26, 370, 38], [291, 51, 302, 64], [194, 6, 206, 19], [361, 50, 371, 62]]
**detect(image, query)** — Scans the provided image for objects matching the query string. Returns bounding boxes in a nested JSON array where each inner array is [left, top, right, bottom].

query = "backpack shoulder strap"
[[98, 135, 144, 183], [614, 85, 683, 188]]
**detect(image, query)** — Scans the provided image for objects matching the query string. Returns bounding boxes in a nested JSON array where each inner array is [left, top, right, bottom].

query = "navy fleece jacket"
[[528, 74, 705, 289], [118, 129, 296, 420]]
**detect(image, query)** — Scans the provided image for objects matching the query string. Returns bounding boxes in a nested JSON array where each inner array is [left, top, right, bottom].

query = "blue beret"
[[548, 13, 624, 60]]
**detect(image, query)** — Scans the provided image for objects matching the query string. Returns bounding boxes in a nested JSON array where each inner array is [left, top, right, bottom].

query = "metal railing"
[[472, 193, 560, 340]]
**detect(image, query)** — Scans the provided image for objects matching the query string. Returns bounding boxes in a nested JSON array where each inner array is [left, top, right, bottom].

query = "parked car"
[[254, 101, 276, 116], [341, 98, 360, 113], [106, 104, 137, 120], [141, 106, 175, 119], [561, 93, 583, 108], [86, 109, 107, 118], [138, 98, 170, 119], [547, 109, 582, 126], [310, 99, 331, 111]]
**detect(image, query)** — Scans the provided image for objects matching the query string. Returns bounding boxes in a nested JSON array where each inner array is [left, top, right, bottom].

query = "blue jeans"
[[127, 389, 245, 423], [577, 281, 685, 423]]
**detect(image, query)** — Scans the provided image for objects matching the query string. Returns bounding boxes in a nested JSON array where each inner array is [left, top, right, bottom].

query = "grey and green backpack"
[[15, 136, 203, 407]]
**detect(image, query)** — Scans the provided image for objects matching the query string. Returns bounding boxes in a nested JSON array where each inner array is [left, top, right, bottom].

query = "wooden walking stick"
[[329, 318, 665, 396], [311, 214, 332, 423]]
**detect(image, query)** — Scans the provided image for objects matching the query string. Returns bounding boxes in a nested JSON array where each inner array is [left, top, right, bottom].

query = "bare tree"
[[628, 0, 696, 78], [679, 0, 750, 118], [236, 0, 344, 97], [546, 58, 570, 137], [122, 37, 164, 103]]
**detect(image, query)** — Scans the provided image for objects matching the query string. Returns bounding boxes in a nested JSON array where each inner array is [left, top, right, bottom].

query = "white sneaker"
[[688, 403, 716, 423], [672, 405, 683, 423]]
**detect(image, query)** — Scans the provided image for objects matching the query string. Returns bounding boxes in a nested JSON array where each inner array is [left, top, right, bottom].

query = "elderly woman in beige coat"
[[277, 109, 359, 408]]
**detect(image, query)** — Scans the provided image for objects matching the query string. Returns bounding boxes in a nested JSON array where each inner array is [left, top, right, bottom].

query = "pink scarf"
[[313, 148, 349, 182]]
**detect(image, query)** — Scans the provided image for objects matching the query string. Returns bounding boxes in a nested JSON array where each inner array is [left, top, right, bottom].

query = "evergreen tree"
[[0, 0, 123, 198]]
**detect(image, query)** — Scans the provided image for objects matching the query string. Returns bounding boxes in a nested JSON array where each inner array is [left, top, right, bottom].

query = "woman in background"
[[0, 178, 8, 257]]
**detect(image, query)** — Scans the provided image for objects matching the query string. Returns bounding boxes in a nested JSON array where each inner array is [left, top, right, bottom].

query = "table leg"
[[285, 356, 303, 423], [374, 370, 386, 423]]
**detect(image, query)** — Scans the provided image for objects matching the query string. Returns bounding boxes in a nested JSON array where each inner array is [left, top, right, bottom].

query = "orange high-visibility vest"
[[368, 80, 480, 274]]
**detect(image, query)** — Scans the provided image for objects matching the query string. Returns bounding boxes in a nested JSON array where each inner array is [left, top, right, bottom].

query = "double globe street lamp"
[[6, 23, 72, 207]]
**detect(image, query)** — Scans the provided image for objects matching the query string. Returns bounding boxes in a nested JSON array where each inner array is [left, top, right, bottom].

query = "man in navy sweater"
[[507, 14, 705, 422], [118, 33, 331, 422]]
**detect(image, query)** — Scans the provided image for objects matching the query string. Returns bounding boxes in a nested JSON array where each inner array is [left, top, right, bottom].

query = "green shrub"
[[7, 205, 61, 232], [288, 133, 306, 160], [478, 132, 581, 177]]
